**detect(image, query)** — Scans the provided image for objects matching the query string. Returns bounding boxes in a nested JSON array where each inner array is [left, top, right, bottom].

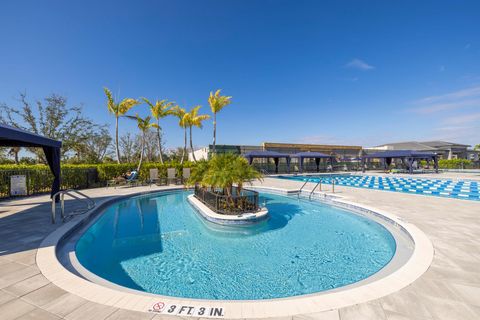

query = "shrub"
[[0, 162, 196, 198]]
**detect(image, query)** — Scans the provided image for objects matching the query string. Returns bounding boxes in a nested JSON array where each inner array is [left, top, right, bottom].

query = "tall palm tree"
[[186, 106, 210, 162], [104, 87, 140, 163], [142, 98, 174, 164], [171, 106, 188, 164], [208, 89, 232, 154], [126, 114, 158, 171]]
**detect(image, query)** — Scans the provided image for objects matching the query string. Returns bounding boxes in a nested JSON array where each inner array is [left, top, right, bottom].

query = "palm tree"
[[171, 106, 188, 164], [208, 89, 232, 154], [186, 106, 210, 162], [126, 114, 158, 171], [142, 98, 174, 164], [104, 87, 140, 163]]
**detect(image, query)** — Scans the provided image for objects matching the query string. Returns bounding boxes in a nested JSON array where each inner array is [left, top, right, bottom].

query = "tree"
[[82, 127, 113, 163], [185, 106, 210, 162], [119, 132, 137, 163], [8, 147, 20, 165], [198, 153, 263, 201], [475, 144, 480, 151], [171, 106, 188, 164], [142, 98, 174, 164], [0, 92, 106, 163], [137, 130, 159, 162], [103, 87, 140, 164], [208, 89, 232, 154], [127, 114, 158, 171]]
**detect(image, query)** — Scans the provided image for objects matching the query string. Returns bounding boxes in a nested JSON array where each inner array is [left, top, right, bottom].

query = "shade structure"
[[362, 150, 438, 174], [244, 150, 291, 174], [0, 124, 62, 198], [291, 152, 334, 173]]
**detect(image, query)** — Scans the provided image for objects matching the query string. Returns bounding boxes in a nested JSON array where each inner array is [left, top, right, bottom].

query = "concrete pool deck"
[[0, 175, 479, 319]]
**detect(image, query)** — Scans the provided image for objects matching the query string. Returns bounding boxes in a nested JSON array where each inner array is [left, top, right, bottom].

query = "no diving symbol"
[[152, 302, 165, 312]]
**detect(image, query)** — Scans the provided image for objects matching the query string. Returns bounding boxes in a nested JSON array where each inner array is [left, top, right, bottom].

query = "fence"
[[0, 168, 98, 199], [194, 185, 259, 215]]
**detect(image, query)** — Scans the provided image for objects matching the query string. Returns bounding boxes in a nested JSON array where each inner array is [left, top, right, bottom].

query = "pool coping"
[[36, 186, 434, 319], [187, 194, 269, 225]]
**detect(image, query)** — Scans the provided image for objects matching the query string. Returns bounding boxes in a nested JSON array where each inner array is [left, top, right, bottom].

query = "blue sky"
[[1, 0, 479, 149]]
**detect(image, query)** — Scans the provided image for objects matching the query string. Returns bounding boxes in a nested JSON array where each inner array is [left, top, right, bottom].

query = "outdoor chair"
[[167, 168, 182, 185], [125, 171, 140, 187], [107, 170, 139, 188], [148, 168, 159, 186], [182, 167, 191, 184]]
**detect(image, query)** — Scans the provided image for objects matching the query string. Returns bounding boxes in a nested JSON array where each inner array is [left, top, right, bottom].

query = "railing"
[[51, 189, 95, 223], [194, 185, 259, 215]]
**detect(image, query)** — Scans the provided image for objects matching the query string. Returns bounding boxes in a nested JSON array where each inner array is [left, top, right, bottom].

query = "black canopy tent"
[[362, 150, 438, 174], [0, 124, 62, 198], [244, 150, 291, 174], [291, 151, 334, 173]]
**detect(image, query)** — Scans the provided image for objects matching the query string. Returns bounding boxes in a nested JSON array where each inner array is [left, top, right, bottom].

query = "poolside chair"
[[148, 168, 159, 186], [125, 171, 140, 187], [167, 168, 181, 185], [182, 167, 191, 184]]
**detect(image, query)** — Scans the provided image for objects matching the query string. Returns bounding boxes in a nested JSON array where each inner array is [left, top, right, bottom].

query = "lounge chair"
[[125, 171, 140, 187], [107, 170, 139, 188], [182, 167, 190, 184], [148, 168, 159, 186], [167, 168, 181, 185]]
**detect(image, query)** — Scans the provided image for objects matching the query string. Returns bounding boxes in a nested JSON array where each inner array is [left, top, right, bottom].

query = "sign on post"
[[10, 175, 27, 196]]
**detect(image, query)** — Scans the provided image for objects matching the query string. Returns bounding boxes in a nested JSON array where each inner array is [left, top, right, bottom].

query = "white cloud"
[[416, 85, 480, 104], [344, 59, 375, 71], [408, 85, 480, 114], [410, 99, 480, 114], [443, 112, 480, 125]]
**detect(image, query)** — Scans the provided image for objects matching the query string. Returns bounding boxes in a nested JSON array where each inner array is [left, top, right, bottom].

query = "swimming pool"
[[277, 174, 480, 201], [75, 190, 397, 300]]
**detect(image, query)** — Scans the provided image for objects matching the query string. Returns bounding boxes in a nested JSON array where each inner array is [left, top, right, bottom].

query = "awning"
[[0, 123, 62, 197]]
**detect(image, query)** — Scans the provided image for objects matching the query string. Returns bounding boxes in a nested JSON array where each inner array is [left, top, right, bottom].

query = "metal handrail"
[[51, 189, 95, 223], [298, 178, 311, 198], [309, 179, 323, 200]]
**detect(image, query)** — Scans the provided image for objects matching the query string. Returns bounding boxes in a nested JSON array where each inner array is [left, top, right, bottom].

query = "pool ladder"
[[51, 189, 95, 223], [298, 178, 336, 200]]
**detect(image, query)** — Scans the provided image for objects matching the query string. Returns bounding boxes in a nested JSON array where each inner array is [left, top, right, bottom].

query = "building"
[[189, 142, 363, 161], [367, 141, 479, 161]]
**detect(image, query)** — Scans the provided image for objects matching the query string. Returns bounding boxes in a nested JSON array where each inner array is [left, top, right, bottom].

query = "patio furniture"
[[167, 168, 181, 185], [182, 167, 191, 183], [107, 171, 140, 188], [148, 168, 159, 186]]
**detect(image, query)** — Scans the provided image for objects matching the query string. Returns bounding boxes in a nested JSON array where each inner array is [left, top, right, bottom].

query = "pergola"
[[291, 151, 334, 173], [362, 150, 438, 174], [0, 124, 62, 198], [244, 150, 291, 174]]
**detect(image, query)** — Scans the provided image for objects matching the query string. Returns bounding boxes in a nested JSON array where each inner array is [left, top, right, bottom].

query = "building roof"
[[371, 140, 471, 151], [363, 150, 438, 159], [420, 141, 471, 148]]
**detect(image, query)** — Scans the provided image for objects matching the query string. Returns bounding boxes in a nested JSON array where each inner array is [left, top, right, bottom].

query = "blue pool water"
[[277, 174, 480, 201], [76, 191, 396, 300]]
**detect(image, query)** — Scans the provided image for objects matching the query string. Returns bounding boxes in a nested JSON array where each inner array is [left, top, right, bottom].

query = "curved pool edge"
[[36, 186, 434, 319]]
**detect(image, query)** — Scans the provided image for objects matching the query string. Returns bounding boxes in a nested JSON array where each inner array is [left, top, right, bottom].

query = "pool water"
[[277, 174, 480, 201], [76, 191, 396, 300]]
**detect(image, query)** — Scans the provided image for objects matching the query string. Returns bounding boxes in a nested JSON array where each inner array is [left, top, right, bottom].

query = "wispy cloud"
[[408, 85, 480, 114], [344, 59, 375, 71], [443, 112, 480, 125], [416, 85, 480, 104], [411, 99, 480, 114]]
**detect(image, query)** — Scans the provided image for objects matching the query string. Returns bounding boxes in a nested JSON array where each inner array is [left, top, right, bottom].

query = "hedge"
[[0, 162, 195, 198]]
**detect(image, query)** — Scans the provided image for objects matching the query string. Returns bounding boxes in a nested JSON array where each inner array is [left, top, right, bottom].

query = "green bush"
[[437, 159, 472, 169], [0, 162, 196, 197]]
